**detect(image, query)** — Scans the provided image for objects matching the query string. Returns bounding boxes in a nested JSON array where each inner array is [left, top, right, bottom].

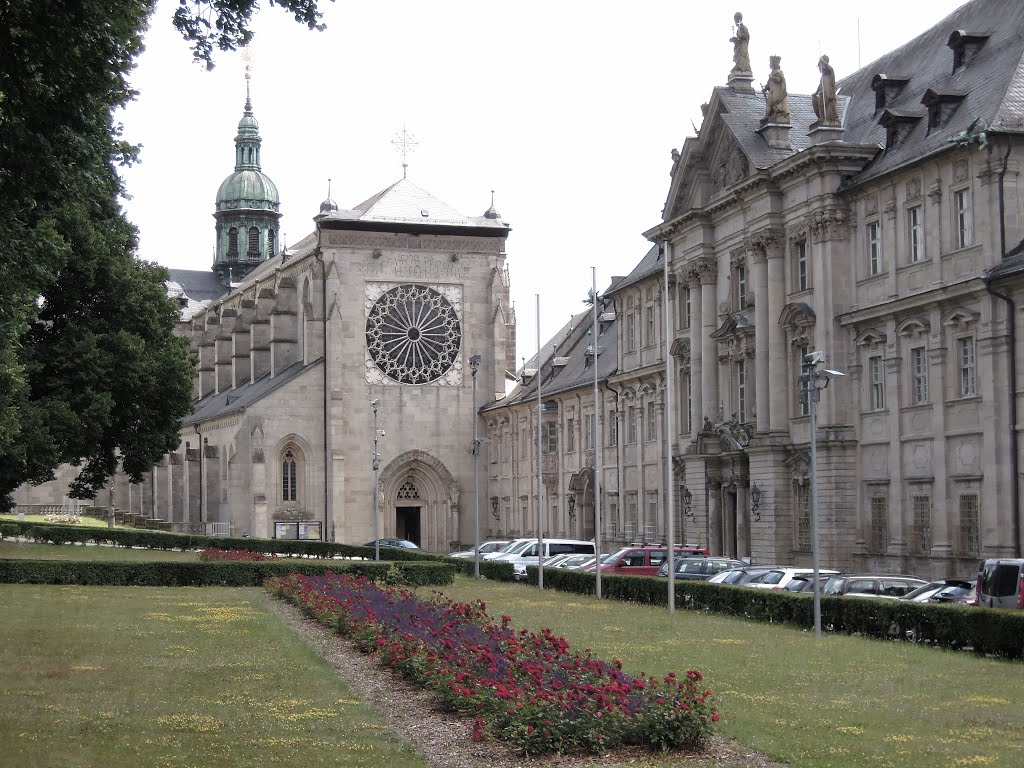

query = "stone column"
[[707, 475, 723, 556], [699, 257, 719, 421], [751, 247, 770, 434], [737, 479, 750, 561], [688, 272, 703, 441], [765, 236, 788, 432], [183, 442, 192, 525], [929, 345, 950, 556]]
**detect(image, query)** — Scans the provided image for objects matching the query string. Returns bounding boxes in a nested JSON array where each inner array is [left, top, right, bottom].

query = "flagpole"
[[592, 267, 603, 600], [536, 294, 545, 590], [664, 239, 676, 613]]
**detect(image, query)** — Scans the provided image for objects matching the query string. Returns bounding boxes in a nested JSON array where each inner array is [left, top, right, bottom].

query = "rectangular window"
[[910, 494, 931, 555], [796, 241, 808, 292], [955, 189, 972, 249], [645, 307, 655, 346], [798, 344, 810, 417], [736, 265, 747, 309], [627, 314, 636, 351], [870, 494, 889, 554], [867, 221, 882, 275], [958, 493, 980, 555], [911, 347, 928, 404], [683, 287, 691, 329], [959, 337, 976, 396], [541, 421, 557, 455], [520, 429, 528, 459], [608, 410, 618, 446], [795, 484, 810, 551], [645, 401, 656, 441], [625, 495, 639, 541], [870, 355, 885, 410], [685, 373, 693, 433], [908, 206, 922, 262], [736, 359, 747, 422], [583, 413, 593, 451], [627, 406, 638, 444], [566, 418, 575, 453]]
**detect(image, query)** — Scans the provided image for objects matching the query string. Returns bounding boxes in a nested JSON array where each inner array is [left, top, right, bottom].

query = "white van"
[[491, 538, 596, 580], [482, 538, 532, 561]]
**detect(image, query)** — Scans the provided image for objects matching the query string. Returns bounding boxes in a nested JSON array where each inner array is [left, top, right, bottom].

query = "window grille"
[[958, 493, 980, 555], [795, 484, 810, 551], [910, 494, 931, 555], [397, 481, 420, 500], [869, 495, 889, 554], [282, 449, 297, 502]]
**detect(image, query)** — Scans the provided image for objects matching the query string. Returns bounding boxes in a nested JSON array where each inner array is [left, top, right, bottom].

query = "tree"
[[0, 0, 328, 508]]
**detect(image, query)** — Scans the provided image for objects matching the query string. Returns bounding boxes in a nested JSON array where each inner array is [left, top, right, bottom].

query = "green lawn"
[[437, 577, 1024, 768], [1, 513, 110, 528], [0, 541, 200, 561], [0, 585, 426, 768]]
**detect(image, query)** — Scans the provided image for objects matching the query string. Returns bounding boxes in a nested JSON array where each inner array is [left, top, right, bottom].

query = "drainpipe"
[[315, 227, 331, 542], [982, 136, 1021, 558]]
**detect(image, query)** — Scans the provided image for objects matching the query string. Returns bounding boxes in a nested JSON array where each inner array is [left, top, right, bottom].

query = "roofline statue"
[[761, 55, 790, 125], [729, 12, 752, 77], [812, 54, 840, 128]]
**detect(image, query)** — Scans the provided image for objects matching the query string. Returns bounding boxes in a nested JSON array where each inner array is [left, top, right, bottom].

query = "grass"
[[436, 576, 1024, 768], [1, 513, 109, 528], [0, 585, 427, 768], [0, 541, 200, 561]]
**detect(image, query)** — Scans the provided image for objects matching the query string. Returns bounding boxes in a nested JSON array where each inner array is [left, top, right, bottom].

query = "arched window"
[[247, 227, 260, 259], [282, 449, 298, 502], [228, 227, 239, 258], [267, 229, 275, 257]]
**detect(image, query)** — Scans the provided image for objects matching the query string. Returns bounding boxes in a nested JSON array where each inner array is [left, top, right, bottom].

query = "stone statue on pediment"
[[812, 55, 840, 127], [730, 12, 751, 76], [762, 55, 790, 124]]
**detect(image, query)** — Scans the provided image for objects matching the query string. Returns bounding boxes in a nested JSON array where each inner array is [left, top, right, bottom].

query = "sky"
[[119, 0, 969, 363]]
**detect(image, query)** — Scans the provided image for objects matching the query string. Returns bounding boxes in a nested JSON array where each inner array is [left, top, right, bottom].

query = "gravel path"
[[260, 591, 788, 768]]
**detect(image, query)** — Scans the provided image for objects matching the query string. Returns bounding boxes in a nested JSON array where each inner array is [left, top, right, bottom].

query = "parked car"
[[977, 558, 1024, 609], [363, 537, 419, 549], [707, 565, 783, 586], [585, 546, 671, 577], [746, 568, 841, 590], [657, 556, 746, 579], [558, 554, 597, 570], [482, 538, 532, 560], [448, 540, 510, 559], [782, 574, 831, 593], [902, 578, 975, 604], [493, 538, 596, 581], [821, 574, 926, 598]]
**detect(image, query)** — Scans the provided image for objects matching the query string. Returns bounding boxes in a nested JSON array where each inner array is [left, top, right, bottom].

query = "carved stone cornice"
[[695, 256, 718, 285], [747, 228, 784, 261]]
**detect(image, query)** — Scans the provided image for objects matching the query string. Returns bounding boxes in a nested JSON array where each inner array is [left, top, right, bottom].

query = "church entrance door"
[[396, 506, 421, 546]]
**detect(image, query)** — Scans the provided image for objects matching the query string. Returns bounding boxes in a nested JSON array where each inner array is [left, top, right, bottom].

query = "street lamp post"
[[371, 398, 382, 562], [470, 354, 482, 579], [799, 351, 845, 637]]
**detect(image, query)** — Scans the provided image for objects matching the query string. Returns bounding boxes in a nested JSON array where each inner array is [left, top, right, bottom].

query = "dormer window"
[[879, 109, 924, 149], [948, 30, 990, 72], [921, 88, 966, 132], [871, 74, 911, 113]]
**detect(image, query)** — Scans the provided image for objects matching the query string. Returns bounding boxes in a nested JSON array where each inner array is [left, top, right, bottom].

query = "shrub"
[[0, 524, 20, 539], [199, 548, 278, 562]]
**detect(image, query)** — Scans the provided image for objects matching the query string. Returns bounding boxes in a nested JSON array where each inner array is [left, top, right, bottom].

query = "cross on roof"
[[391, 125, 418, 179]]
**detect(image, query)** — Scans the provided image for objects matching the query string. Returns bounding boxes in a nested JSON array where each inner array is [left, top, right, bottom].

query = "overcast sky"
[[119, 0, 968, 363]]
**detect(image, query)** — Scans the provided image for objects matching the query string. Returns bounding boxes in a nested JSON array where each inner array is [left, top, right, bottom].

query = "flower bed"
[[266, 572, 718, 755], [199, 548, 278, 562]]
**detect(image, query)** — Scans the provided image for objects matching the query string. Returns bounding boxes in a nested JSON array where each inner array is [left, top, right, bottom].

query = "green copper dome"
[[214, 88, 280, 212]]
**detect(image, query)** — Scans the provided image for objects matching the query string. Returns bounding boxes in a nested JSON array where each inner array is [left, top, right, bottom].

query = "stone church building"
[[17, 0, 1024, 573]]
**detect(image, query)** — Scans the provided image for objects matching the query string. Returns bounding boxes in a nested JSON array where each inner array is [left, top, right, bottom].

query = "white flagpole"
[[664, 239, 676, 613], [592, 267, 603, 600], [537, 294, 545, 590]]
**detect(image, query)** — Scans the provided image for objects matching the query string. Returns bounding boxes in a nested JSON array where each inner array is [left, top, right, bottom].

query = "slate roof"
[[315, 178, 509, 231], [166, 269, 229, 320], [604, 243, 664, 297], [182, 358, 322, 426], [837, 0, 1024, 186]]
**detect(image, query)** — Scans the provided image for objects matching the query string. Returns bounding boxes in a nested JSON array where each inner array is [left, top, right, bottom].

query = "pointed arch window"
[[282, 449, 298, 502], [247, 227, 260, 259], [228, 227, 239, 258]]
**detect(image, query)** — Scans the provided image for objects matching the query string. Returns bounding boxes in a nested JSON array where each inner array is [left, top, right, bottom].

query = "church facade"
[[480, 0, 1024, 577]]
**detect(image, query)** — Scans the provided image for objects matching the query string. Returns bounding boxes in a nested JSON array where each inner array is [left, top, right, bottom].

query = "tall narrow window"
[[685, 373, 693, 433], [627, 406, 638, 444], [736, 265, 747, 309], [228, 227, 239, 258], [911, 347, 928, 404], [683, 287, 692, 329], [911, 494, 931, 555], [247, 226, 260, 259], [583, 413, 594, 451], [608, 410, 618, 446], [958, 493, 980, 555], [796, 241, 808, 291], [955, 189, 972, 249], [736, 359, 747, 422], [867, 221, 882, 275], [282, 449, 297, 502], [795, 484, 810, 550], [798, 344, 810, 417], [645, 306, 655, 346], [627, 314, 636, 351], [645, 401, 656, 441], [870, 494, 889, 554], [566, 418, 575, 453], [908, 206, 922, 262], [870, 355, 885, 410], [268, 229, 276, 257], [541, 421, 557, 454], [959, 337, 976, 397]]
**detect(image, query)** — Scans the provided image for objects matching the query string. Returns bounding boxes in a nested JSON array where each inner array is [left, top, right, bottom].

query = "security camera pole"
[[800, 352, 845, 637]]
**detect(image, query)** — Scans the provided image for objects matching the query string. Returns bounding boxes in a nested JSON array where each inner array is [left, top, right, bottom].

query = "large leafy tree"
[[0, 0, 328, 508]]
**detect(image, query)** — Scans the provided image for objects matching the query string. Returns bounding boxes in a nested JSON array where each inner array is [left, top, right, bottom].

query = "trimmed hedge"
[[525, 567, 1024, 660], [0, 523, 19, 539], [444, 556, 516, 582], [0, 559, 455, 587]]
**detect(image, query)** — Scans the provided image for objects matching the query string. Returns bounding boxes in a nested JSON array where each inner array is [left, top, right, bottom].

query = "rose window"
[[365, 284, 461, 384]]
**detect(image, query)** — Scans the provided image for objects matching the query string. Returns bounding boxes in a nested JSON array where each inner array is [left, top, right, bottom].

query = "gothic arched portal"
[[378, 449, 459, 551]]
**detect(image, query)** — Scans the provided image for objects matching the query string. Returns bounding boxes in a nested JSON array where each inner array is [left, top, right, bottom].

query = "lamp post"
[[799, 351, 845, 637], [470, 354, 482, 579], [371, 398, 382, 562], [750, 482, 762, 522]]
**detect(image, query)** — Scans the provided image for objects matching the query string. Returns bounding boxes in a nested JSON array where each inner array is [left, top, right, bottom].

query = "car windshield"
[[822, 576, 846, 594], [601, 547, 630, 565], [506, 540, 536, 555]]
